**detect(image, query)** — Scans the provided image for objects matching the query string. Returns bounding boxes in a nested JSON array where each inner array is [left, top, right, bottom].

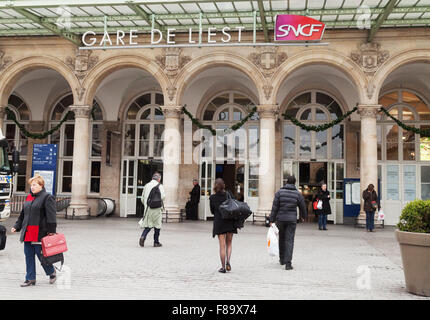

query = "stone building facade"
[[0, 27, 429, 226]]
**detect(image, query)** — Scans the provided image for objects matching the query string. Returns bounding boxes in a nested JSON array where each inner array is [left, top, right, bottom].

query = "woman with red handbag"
[[362, 184, 380, 232], [11, 175, 57, 287]]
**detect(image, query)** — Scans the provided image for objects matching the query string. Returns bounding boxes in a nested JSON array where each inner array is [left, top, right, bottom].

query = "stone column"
[[0, 106, 6, 134], [67, 105, 91, 219], [255, 105, 278, 225], [358, 105, 380, 218], [161, 106, 182, 222]]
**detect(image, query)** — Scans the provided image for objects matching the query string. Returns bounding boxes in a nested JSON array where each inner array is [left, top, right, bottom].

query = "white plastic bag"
[[138, 217, 145, 228], [317, 200, 323, 210], [377, 209, 385, 221], [267, 225, 279, 257]]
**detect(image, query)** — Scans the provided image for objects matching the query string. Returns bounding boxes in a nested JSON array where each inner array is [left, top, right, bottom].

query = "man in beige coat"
[[139, 173, 165, 247]]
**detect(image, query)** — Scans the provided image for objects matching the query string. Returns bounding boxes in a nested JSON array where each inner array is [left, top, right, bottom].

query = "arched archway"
[[271, 50, 368, 105], [174, 52, 265, 106], [81, 55, 170, 106], [0, 56, 80, 106], [373, 49, 430, 103]]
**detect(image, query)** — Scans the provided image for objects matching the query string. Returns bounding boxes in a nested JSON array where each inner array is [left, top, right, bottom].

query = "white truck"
[[0, 129, 19, 222]]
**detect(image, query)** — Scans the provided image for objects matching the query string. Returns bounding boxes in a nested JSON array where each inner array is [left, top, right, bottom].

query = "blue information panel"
[[32, 144, 58, 196]]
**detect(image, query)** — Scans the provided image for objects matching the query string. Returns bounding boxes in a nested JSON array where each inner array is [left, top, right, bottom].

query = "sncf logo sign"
[[275, 15, 326, 41]]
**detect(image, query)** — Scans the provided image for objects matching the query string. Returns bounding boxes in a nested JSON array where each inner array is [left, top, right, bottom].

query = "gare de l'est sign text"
[[81, 14, 326, 47]]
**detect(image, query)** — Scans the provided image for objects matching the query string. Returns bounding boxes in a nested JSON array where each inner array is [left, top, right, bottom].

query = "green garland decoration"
[[5, 106, 96, 140], [181, 104, 258, 136], [380, 107, 430, 137], [282, 106, 358, 132]]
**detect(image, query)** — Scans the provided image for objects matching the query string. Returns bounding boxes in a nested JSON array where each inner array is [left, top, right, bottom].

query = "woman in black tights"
[[209, 178, 237, 273]]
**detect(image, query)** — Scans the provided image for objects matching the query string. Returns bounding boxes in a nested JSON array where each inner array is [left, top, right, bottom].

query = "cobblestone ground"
[[0, 215, 428, 300]]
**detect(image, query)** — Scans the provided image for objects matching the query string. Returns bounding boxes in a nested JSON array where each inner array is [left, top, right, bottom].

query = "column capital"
[[161, 105, 182, 119], [0, 105, 6, 117], [70, 105, 91, 118], [358, 104, 381, 118], [257, 104, 279, 119]]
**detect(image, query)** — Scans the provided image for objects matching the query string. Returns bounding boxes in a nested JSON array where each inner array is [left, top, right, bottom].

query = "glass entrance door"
[[120, 159, 137, 217], [120, 159, 163, 217]]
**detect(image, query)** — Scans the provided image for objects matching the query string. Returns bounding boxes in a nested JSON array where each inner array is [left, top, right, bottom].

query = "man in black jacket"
[[269, 175, 307, 270]]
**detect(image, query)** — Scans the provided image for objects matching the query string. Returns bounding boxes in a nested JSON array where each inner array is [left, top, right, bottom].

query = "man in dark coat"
[[269, 175, 307, 270], [186, 179, 200, 220]]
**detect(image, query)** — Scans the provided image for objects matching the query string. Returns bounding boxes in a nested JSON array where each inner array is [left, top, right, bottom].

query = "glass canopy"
[[0, 0, 429, 44]]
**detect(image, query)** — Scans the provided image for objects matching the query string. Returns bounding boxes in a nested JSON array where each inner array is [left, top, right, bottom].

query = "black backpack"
[[147, 183, 163, 209]]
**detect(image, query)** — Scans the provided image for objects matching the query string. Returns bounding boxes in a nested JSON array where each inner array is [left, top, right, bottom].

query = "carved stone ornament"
[[249, 47, 287, 77], [366, 83, 375, 100], [66, 49, 99, 81], [155, 47, 191, 78], [76, 87, 86, 102], [257, 105, 279, 119], [0, 50, 12, 72], [167, 86, 177, 102], [161, 106, 182, 118], [350, 42, 389, 74], [358, 105, 380, 118], [263, 83, 273, 101], [70, 105, 91, 118]]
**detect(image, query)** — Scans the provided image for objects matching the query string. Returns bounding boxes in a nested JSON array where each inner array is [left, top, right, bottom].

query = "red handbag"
[[42, 233, 68, 257]]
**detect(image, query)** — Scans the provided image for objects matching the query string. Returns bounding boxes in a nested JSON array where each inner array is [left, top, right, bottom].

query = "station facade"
[[0, 27, 429, 226]]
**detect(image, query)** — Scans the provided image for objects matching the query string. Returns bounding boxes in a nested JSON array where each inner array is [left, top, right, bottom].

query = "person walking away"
[[139, 173, 165, 247], [362, 184, 380, 232], [11, 175, 57, 287], [269, 175, 307, 270], [187, 179, 200, 220], [210, 178, 238, 273], [315, 183, 331, 231]]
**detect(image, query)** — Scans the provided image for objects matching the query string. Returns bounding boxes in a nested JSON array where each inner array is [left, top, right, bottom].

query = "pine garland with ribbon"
[[282, 106, 358, 132], [181, 104, 258, 136], [380, 107, 430, 137], [5, 105, 97, 140]]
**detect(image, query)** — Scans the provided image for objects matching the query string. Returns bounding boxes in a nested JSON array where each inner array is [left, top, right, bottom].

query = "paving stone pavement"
[[0, 215, 429, 300]]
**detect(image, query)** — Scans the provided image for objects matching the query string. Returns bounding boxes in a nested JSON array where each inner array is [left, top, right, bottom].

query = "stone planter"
[[395, 229, 430, 297]]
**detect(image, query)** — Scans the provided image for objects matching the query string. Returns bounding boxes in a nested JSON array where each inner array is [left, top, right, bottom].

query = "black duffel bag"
[[219, 191, 252, 221]]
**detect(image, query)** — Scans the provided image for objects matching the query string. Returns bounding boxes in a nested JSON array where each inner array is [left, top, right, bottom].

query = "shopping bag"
[[377, 209, 385, 221], [267, 225, 279, 257], [317, 200, 323, 210], [138, 217, 145, 228]]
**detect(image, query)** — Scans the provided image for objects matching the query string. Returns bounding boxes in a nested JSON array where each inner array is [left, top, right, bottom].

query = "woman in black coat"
[[362, 184, 380, 232], [187, 179, 200, 220], [11, 175, 57, 287], [314, 183, 331, 231], [209, 178, 237, 273]]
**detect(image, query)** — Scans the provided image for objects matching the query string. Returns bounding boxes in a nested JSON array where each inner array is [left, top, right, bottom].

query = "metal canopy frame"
[[0, 0, 429, 46]]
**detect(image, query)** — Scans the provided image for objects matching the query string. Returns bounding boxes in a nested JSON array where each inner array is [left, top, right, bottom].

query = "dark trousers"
[[24, 242, 55, 281], [276, 221, 297, 265], [366, 211, 375, 231], [141, 227, 160, 243], [318, 214, 327, 229]]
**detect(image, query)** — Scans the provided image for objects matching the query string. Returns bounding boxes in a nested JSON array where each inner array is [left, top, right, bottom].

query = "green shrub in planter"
[[397, 199, 430, 233]]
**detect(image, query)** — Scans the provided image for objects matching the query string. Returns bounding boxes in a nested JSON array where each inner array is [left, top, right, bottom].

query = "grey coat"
[[13, 189, 57, 243], [269, 184, 307, 223]]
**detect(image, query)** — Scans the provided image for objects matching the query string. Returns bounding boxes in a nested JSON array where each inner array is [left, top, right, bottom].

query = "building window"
[[379, 90, 430, 162], [200, 91, 259, 198], [379, 89, 430, 202], [49, 94, 103, 194], [123, 92, 165, 160], [6, 94, 30, 193], [283, 90, 344, 160]]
